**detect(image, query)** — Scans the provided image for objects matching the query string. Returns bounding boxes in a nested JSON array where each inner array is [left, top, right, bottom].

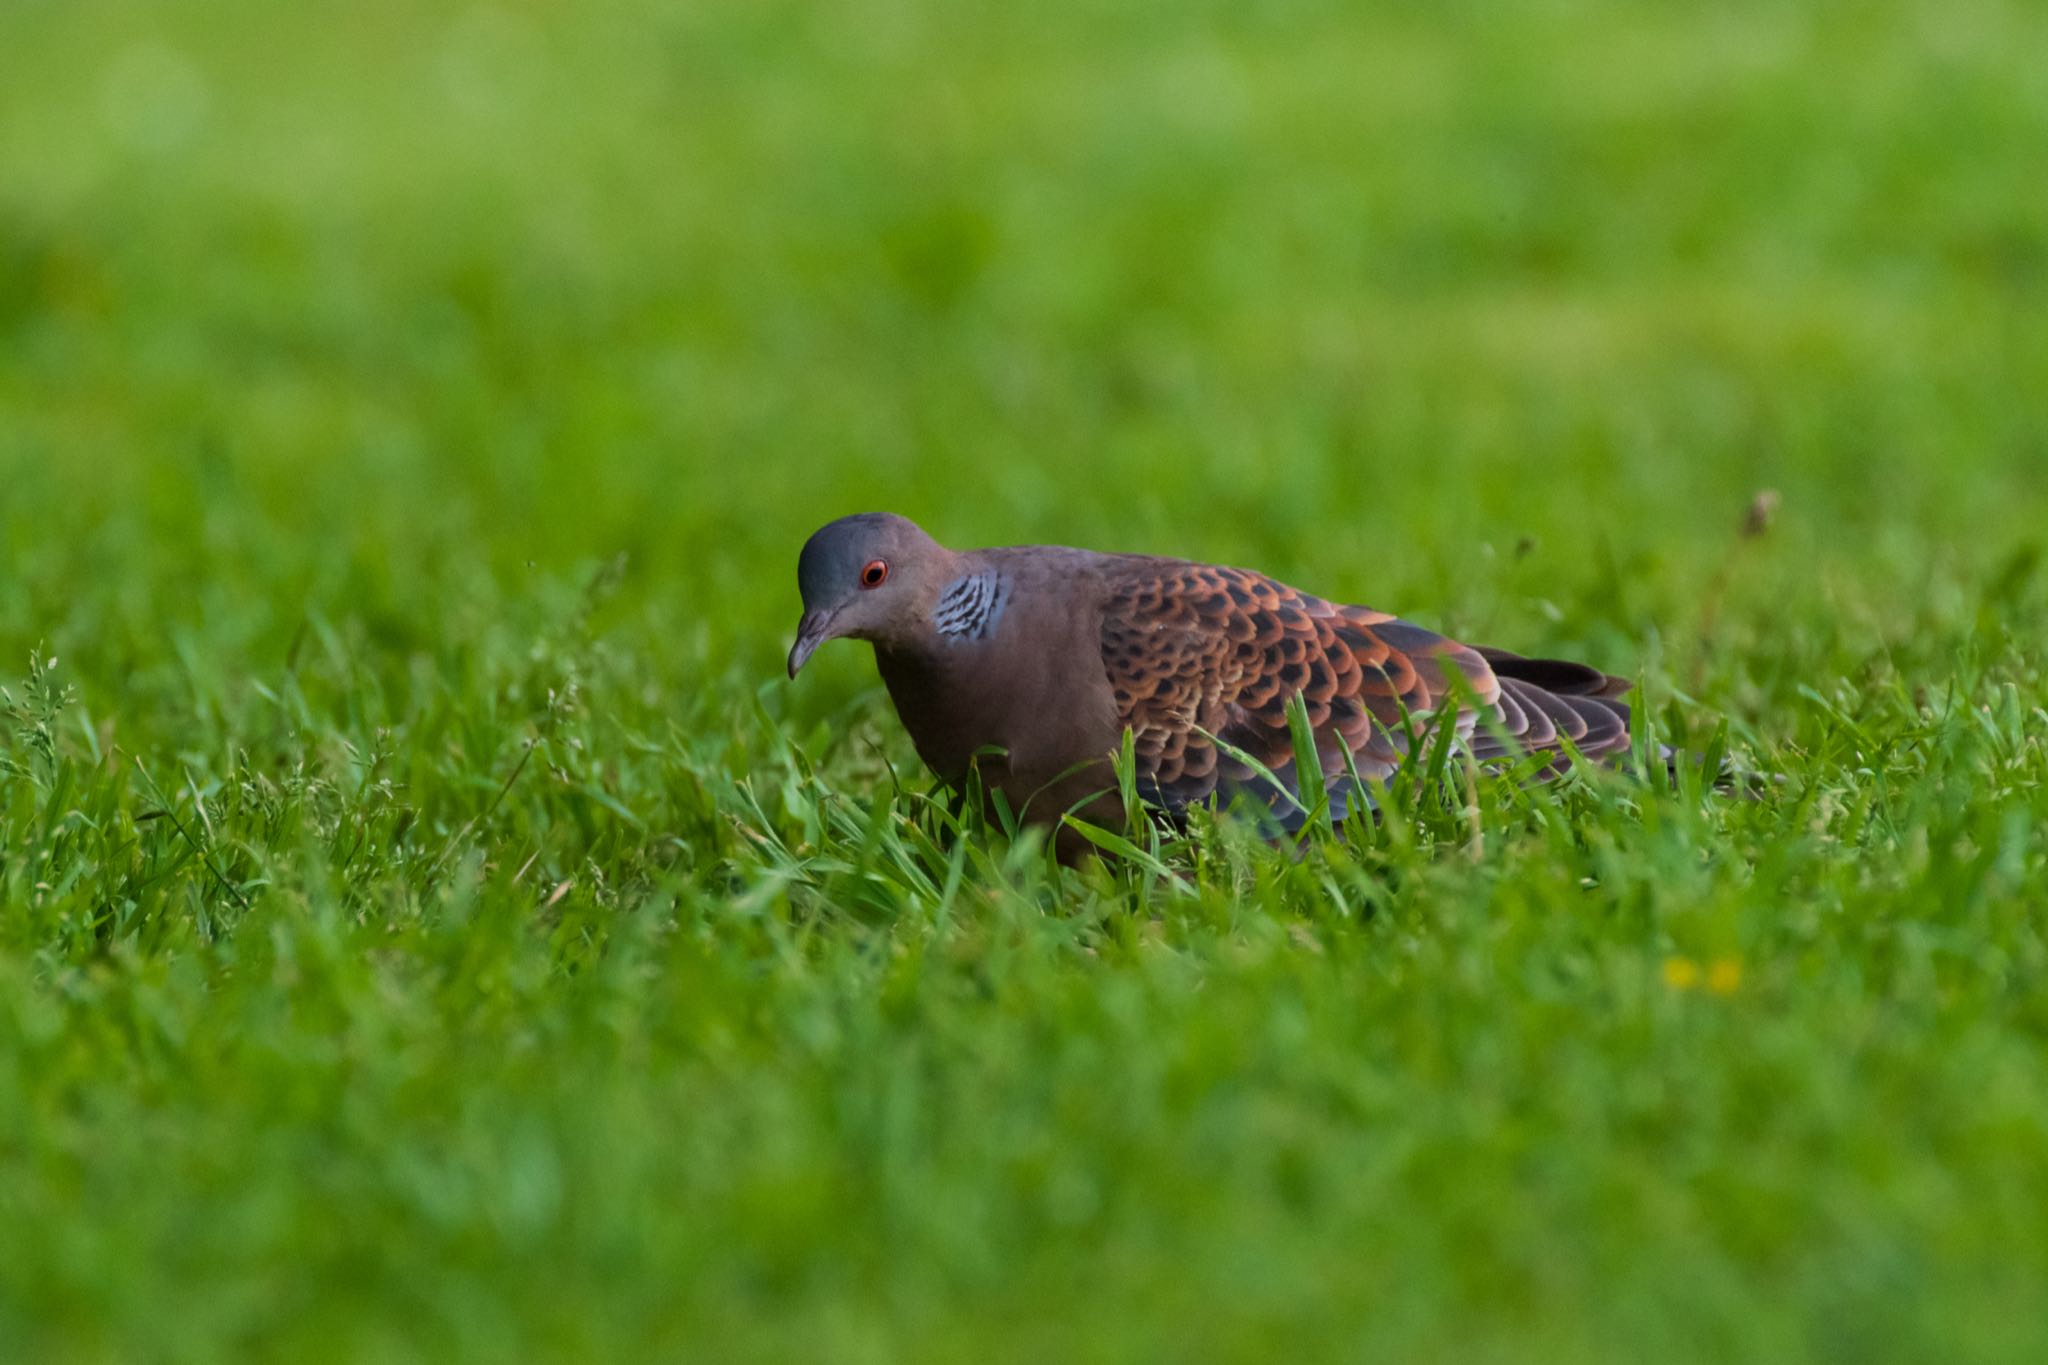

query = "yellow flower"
[[1662, 956, 1700, 991], [1707, 958, 1743, 995]]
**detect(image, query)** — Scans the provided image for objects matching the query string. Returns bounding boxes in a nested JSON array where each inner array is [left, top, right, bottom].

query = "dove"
[[787, 512, 1634, 844]]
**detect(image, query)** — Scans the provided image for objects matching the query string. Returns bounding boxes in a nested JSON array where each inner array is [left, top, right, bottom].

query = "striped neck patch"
[[933, 570, 1008, 641]]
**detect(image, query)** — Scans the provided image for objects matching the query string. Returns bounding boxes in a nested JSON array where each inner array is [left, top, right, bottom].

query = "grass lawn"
[[4, 0, 2048, 1360]]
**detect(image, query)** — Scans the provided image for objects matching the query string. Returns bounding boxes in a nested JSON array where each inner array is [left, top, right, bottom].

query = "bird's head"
[[787, 513, 949, 676]]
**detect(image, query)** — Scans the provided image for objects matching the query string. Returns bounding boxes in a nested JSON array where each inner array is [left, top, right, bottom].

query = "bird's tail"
[[1472, 646, 1773, 793]]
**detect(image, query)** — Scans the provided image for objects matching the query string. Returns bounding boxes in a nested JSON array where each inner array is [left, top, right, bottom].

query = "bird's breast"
[[874, 643, 1005, 784], [874, 632, 1118, 801]]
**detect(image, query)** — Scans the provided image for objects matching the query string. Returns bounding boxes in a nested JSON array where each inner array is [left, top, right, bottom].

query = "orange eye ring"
[[859, 559, 889, 589]]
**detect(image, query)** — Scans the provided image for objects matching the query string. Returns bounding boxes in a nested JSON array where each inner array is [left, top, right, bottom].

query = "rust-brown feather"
[[1097, 559, 1632, 827]]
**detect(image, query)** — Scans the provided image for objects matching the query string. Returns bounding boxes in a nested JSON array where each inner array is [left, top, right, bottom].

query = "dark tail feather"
[[1473, 646, 1633, 700], [1470, 647, 1633, 768], [1473, 646, 1774, 793]]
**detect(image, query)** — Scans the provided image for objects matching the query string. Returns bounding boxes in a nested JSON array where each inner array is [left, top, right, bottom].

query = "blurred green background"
[[4, 0, 2048, 1361], [7, 0, 2044, 670]]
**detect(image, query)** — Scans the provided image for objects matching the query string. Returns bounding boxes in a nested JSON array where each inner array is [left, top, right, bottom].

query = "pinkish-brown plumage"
[[789, 513, 1634, 844]]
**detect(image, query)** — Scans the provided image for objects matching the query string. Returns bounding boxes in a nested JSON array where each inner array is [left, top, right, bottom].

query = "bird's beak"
[[786, 609, 838, 678]]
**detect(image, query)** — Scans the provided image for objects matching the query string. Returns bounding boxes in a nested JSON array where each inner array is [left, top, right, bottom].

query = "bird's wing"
[[1096, 561, 1633, 828], [1097, 560, 1494, 827]]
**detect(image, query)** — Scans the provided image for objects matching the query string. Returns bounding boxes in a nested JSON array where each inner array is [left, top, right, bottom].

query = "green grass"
[[4, 0, 2048, 1360]]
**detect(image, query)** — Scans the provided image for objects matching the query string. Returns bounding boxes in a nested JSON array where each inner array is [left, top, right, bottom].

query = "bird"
[[787, 512, 1635, 847]]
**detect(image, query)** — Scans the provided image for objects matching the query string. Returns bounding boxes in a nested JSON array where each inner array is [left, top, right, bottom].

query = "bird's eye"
[[860, 559, 889, 588]]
